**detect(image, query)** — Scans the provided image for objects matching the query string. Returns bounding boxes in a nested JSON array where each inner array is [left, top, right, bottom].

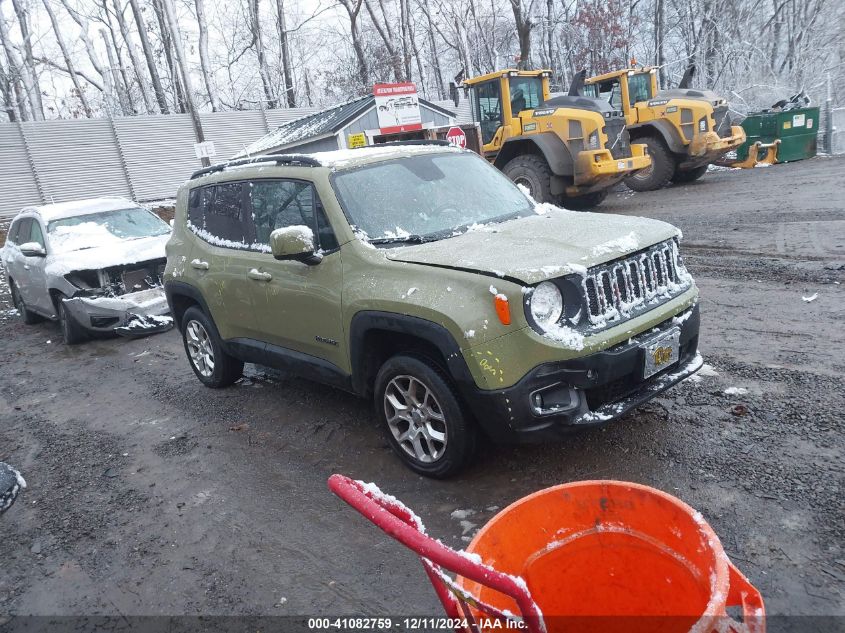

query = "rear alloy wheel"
[[502, 154, 553, 203], [562, 189, 609, 210], [181, 306, 243, 388], [671, 164, 709, 183], [375, 355, 475, 478], [624, 135, 676, 191], [10, 281, 40, 325], [58, 296, 87, 345]]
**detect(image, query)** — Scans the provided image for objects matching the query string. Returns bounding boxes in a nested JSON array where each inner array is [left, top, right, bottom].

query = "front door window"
[[475, 80, 502, 145]]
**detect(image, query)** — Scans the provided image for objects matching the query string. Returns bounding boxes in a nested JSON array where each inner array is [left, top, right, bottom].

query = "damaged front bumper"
[[62, 287, 173, 337], [570, 144, 651, 193]]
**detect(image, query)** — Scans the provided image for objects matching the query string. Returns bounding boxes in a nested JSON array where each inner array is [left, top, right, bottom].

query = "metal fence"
[[0, 108, 314, 219], [822, 105, 845, 155]]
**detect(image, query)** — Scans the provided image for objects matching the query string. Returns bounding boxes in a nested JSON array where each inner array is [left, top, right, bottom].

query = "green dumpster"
[[736, 106, 819, 163]]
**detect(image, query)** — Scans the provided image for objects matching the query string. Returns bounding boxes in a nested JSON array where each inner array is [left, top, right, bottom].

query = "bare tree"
[[0, 49, 18, 120], [42, 0, 93, 116], [0, 2, 39, 119], [247, 0, 276, 107], [338, 0, 369, 89], [126, 0, 169, 113], [274, 0, 295, 106], [10, 0, 44, 117], [364, 0, 404, 81], [112, 0, 156, 113], [194, 0, 219, 110]]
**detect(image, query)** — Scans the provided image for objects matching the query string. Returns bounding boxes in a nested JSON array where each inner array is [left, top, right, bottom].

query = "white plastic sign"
[[194, 141, 217, 159]]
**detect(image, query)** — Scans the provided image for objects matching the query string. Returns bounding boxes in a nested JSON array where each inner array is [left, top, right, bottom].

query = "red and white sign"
[[445, 126, 466, 149], [374, 83, 423, 134]]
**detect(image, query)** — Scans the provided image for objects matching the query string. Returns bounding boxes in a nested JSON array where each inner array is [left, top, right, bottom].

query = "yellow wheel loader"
[[463, 69, 650, 209], [583, 65, 746, 191]]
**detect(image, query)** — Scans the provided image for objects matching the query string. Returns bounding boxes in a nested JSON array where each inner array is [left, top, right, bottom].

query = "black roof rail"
[[190, 154, 322, 180], [374, 139, 453, 148]]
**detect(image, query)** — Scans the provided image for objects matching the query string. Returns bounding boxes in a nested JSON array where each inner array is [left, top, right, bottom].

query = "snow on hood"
[[45, 233, 169, 276], [384, 209, 680, 285]]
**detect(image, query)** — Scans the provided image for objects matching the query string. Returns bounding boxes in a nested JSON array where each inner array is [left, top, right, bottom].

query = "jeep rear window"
[[332, 153, 532, 243]]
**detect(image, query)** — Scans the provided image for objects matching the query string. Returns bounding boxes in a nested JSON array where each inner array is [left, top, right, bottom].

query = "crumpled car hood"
[[45, 234, 169, 276], [384, 210, 680, 284]]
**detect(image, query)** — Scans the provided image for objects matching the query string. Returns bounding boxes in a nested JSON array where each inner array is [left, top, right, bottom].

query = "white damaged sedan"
[[1, 197, 172, 344]]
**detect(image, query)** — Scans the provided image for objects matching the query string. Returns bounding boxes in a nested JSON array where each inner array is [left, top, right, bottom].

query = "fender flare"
[[348, 310, 477, 397], [164, 280, 213, 330], [629, 120, 686, 154], [493, 133, 574, 177]]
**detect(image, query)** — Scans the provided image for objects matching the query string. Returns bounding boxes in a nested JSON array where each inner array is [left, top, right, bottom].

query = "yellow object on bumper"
[[689, 125, 746, 158], [573, 143, 651, 187]]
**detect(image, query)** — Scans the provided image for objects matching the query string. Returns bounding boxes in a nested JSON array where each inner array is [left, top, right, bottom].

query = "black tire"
[[624, 135, 676, 191], [671, 164, 709, 183], [502, 154, 553, 203], [562, 189, 609, 210], [374, 354, 476, 478], [181, 306, 243, 388], [10, 280, 41, 325], [57, 296, 87, 345]]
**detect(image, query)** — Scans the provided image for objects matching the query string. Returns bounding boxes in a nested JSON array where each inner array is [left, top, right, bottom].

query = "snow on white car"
[[1, 197, 173, 344]]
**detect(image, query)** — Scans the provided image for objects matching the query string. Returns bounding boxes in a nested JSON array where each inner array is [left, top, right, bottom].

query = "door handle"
[[191, 259, 209, 270], [247, 268, 272, 282]]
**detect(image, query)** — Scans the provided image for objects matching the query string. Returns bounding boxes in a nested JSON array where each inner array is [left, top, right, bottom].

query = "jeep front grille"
[[582, 241, 691, 327]]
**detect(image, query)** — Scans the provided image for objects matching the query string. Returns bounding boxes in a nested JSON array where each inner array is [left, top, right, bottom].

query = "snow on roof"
[[26, 197, 138, 222], [236, 96, 460, 158]]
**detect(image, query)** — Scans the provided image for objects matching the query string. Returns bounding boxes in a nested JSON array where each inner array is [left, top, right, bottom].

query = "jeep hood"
[[384, 210, 680, 285]]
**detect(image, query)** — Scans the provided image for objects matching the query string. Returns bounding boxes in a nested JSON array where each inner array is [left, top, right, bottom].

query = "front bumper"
[[684, 126, 746, 167], [62, 287, 172, 336], [461, 304, 701, 443], [571, 144, 651, 192]]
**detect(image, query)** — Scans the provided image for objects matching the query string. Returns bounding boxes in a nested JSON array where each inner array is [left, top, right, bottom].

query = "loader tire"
[[671, 164, 709, 183], [502, 155, 553, 203], [624, 136, 676, 191], [562, 189, 609, 210]]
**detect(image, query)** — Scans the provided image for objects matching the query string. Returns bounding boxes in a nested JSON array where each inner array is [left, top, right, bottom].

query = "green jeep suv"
[[164, 143, 702, 477]]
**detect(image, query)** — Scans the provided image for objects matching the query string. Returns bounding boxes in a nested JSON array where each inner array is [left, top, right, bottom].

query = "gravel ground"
[[0, 156, 843, 629]]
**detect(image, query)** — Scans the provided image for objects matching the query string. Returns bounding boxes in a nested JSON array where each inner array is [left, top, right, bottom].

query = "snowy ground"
[[0, 156, 843, 625]]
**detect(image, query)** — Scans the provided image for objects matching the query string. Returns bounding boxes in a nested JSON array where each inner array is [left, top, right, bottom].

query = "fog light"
[[529, 383, 579, 415]]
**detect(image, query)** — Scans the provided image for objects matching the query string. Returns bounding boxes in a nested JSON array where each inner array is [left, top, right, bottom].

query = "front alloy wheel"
[[375, 355, 475, 478], [180, 306, 243, 388], [384, 375, 448, 463]]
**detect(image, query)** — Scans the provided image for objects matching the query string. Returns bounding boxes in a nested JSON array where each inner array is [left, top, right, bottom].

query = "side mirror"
[[19, 242, 46, 257], [269, 226, 322, 265]]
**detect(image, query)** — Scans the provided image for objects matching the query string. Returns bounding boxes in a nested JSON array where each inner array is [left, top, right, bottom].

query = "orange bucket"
[[457, 481, 764, 633]]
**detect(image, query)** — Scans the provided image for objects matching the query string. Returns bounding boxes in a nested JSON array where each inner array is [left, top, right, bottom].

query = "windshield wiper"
[[370, 234, 434, 245]]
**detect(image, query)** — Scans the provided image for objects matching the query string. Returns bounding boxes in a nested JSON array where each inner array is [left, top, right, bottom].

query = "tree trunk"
[[421, 0, 445, 99], [247, 0, 276, 108], [10, 0, 44, 118], [654, 0, 665, 86], [364, 0, 405, 82], [42, 0, 93, 116], [510, 0, 533, 69], [101, 0, 136, 113], [0, 52, 19, 121], [127, 0, 169, 113], [112, 0, 156, 113], [274, 0, 295, 107], [100, 27, 131, 115], [0, 3, 37, 120], [194, 0, 219, 111], [160, 0, 209, 165], [152, 0, 185, 112], [339, 0, 369, 90]]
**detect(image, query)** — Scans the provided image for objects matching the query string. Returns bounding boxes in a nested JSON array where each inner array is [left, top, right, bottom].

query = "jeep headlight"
[[588, 130, 600, 149], [529, 282, 563, 330]]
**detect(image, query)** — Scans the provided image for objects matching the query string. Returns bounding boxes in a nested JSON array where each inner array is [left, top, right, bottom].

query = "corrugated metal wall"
[[0, 107, 315, 219]]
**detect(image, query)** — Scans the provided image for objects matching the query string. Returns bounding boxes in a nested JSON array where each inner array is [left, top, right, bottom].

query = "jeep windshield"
[[331, 152, 533, 244], [48, 207, 171, 253]]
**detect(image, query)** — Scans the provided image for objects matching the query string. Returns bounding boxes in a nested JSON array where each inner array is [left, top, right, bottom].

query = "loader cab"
[[465, 70, 551, 149], [584, 68, 659, 125]]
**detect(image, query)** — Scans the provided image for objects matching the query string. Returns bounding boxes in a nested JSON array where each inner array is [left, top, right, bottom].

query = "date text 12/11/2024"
[[307, 617, 527, 630]]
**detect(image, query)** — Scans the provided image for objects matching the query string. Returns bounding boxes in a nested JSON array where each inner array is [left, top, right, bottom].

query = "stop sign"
[[445, 126, 467, 149]]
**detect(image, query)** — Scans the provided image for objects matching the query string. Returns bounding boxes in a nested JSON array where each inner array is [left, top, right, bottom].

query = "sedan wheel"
[[384, 375, 448, 463], [185, 319, 215, 377]]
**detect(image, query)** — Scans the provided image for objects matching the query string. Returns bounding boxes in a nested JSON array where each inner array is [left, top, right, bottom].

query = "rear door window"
[[188, 182, 255, 247]]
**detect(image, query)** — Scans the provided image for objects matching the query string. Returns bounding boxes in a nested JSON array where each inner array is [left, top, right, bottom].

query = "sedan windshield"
[[332, 152, 533, 243], [48, 207, 170, 252]]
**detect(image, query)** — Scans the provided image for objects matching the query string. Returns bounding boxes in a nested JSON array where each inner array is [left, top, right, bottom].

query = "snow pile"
[[45, 233, 169, 277], [802, 293, 818, 303], [49, 222, 123, 253], [723, 387, 748, 396], [541, 322, 585, 350], [33, 197, 136, 222]]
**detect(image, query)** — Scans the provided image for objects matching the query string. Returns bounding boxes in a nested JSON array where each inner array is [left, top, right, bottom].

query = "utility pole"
[[160, 0, 210, 166]]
